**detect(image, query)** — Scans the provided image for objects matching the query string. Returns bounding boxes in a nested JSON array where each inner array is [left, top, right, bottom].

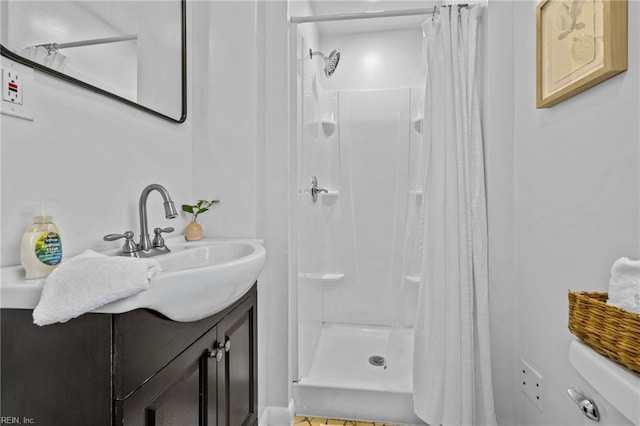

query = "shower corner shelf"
[[409, 189, 423, 204], [298, 189, 338, 200], [304, 120, 337, 138], [321, 190, 339, 202], [299, 272, 345, 284], [321, 120, 337, 137], [412, 116, 423, 134], [405, 275, 421, 287]]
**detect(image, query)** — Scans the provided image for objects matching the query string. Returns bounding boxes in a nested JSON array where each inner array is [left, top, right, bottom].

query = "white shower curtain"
[[412, 5, 497, 426]]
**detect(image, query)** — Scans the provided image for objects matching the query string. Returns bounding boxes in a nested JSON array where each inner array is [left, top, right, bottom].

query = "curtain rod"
[[290, 4, 472, 24], [290, 7, 436, 23], [37, 34, 137, 52]]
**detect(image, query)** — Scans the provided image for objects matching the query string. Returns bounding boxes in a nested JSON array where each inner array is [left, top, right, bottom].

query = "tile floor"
[[293, 416, 398, 426]]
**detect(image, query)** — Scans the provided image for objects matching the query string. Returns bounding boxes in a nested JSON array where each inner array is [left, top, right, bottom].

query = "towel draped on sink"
[[32, 250, 161, 326]]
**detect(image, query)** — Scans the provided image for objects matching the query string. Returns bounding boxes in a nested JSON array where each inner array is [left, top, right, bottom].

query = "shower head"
[[310, 48, 341, 78]]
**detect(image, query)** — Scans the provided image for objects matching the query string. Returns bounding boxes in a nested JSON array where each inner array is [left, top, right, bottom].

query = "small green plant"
[[181, 199, 219, 222]]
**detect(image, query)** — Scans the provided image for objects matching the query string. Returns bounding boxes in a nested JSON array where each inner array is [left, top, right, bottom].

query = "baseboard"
[[258, 400, 295, 426]]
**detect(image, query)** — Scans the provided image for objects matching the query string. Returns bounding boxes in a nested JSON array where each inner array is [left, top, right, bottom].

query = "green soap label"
[[35, 232, 62, 266]]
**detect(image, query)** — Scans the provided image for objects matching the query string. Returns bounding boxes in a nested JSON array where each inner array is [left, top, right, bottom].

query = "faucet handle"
[[152, 227, 174, 248], [310, 176, 329, 203], [104, 231, 138, 256]]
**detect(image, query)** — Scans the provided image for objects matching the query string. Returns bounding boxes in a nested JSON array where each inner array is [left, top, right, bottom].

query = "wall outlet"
[[521, 359, 543, 411], [1, 58, 34, 121], [3, 68, 23, 104]]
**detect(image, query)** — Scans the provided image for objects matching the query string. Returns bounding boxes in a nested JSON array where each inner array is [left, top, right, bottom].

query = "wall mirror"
[[0, 0, 186, 123]]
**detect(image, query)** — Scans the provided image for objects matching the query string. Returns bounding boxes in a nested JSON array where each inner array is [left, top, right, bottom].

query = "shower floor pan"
[[293, 323, 425, 425]]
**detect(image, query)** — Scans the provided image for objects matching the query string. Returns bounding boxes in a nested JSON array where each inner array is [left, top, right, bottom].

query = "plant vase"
[[185, 221, 203, 241]]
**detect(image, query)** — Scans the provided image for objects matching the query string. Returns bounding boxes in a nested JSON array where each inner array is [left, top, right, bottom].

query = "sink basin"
[[0, 237, 265, 322], [155, 241, 257, 272]]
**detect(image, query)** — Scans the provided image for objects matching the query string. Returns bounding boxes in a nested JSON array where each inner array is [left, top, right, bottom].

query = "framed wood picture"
[[536, 0, 627, 108]]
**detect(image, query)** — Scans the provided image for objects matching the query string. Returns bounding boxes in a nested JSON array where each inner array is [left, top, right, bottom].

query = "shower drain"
[[368, 355, 385, 367]]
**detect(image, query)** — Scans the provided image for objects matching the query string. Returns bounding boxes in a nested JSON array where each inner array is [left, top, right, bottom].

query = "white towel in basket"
[[607, 257, 640, 314]]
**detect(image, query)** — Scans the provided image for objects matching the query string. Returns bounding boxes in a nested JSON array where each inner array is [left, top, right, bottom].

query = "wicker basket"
[[568, 292, 640, 374]]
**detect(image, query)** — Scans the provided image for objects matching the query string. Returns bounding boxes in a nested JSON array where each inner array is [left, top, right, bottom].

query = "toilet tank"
[[569, 340, 640, 426]]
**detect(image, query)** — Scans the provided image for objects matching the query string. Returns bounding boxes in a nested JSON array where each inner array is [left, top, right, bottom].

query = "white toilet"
[[569, 340, 640, 426]]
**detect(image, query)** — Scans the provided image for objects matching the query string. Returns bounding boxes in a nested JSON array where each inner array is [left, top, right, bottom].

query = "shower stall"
[[290, 6, 430, 424]]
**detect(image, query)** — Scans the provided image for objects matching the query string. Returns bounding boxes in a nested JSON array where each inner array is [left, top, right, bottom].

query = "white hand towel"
[[607, 257, 640, 314], [33, 250, 161, 326]]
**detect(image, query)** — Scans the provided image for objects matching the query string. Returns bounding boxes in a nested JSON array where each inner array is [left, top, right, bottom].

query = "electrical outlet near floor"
[[520, 359, 543, 411]]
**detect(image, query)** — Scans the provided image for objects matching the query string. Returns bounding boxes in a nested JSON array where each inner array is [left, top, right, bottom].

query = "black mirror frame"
[[0, 0, 187, 123]]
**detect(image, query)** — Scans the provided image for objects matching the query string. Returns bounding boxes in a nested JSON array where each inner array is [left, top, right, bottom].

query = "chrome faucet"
[[104, 184, 177, 257], [137, 184, 178, 255]]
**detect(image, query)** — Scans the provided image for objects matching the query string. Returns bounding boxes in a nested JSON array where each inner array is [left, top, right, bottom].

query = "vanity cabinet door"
[[0, 309, 112, 426], [117, 326, 218, 426], [217, 294, 258, 426], [144, 360, 201, 426]]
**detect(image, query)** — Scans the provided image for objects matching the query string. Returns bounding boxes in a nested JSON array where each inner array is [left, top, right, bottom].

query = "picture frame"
[[536, 0, 627, 108]]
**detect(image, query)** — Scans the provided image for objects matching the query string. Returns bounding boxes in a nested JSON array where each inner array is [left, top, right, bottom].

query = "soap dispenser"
[[20, 212, 62, 279]]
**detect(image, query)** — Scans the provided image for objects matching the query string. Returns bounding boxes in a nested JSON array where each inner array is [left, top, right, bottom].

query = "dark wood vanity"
[[0, 284, 257, 426]]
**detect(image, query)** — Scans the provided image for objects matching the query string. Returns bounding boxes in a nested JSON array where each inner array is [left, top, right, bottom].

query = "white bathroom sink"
[[0, 237, 265, 322]]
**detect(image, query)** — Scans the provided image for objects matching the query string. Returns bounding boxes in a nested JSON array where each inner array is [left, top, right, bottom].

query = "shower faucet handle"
[[310, 176, 328, 203]]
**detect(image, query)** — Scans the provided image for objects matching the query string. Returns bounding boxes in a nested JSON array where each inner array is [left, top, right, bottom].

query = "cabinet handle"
[[220, 339, 231, 353], [208, 340, 230, 362], [208, 340, 225, 362], [208, 348, 224, 362]]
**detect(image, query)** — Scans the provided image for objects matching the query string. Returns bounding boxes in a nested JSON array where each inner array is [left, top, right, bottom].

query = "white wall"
[[191, 0, 258, 239], [191, 0, 292, 416], [507, 1, 639, 425], [260, 0, 292, 411], [320, 27, 424, 92]]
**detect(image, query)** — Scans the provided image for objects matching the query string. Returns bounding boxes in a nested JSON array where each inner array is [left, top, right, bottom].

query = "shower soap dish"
[[568, 291, 640, 374]]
